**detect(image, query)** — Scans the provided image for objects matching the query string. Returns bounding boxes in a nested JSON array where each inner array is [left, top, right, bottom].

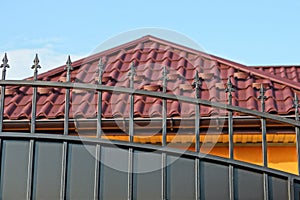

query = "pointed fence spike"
[[32, 54, 40, 68], [258, 84, 267, 112], [225, 77, 235, 93], [193, 70, 201, 98], [97, 58, 104, 84], [294, 93, 299, 112], [194, 70, 199, 83], [31, 54, 41, 80], [162, 66, 168, 92], [66, 55, 72, 66], [226, 77, 235, 105], [129, 61, 135, 88], [130, 61, 135, 75], [1, 53, 8, 66], [98, 58, 103, 73], [0, 53, 9, 80], [65, 55, 73, 82], [163, 66, 167, 77], [258, 84, 266, 99]]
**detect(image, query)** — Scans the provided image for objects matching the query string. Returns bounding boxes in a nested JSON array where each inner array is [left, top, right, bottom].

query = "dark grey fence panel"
[[201, 161, 230, 200], [269, 176, 288, 200], [236, 168, 264, 200], [167, 155, 195, 200], [33, 142, 63, 200], [100, 146, 129, 200], [66, 144, 96, 200], [0, 140, 29, 200], [133, 150, 162, 200]]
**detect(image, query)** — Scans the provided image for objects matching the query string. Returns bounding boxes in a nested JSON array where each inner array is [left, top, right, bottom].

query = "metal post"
[[27, 54, 41, 200], [96, 58, 104, 138], [0, 54, 9, 192], [162, 66, 167, 146], [193, 71, 201, 153], [94, 58, 104, 200], [64, 55, 73, 136], [259, 84, 268, 167], [128, 61, 135, 200], [129, 61, 135, 143], [226, 77, 234, 159], [293, 93, 300, 175], [193, 71, 201, 200], [162, 66, 167, 200], [60, 56, 73, 200], [226, 77, 235, 200], [30, 53, 40, 134], [94, 144, 101, 200], [0, 53, 9, 132], [60, 141, 68, 200], [258, 84, 269, 200], [288, 177, 294, 200]]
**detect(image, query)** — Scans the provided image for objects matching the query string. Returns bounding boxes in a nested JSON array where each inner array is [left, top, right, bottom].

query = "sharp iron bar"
[[64, 56, 73, 135], [31, 53, 41, 81], [0, 53, 9, 80], [65, 55, 73, 83], [98, 58, 104, 84], [0, 53, 9, 132], [97, 58, 104, 138], [293, 93, 300, 175]]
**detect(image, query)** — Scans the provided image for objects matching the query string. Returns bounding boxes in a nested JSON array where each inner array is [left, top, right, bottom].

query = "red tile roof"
[[3, 35, 300, 120]]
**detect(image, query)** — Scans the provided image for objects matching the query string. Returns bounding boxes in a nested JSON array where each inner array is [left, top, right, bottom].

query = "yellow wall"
[[208, 146, 298, 175]]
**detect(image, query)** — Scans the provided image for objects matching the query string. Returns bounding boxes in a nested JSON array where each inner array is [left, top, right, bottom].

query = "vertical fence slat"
[[26, 140, 34, 200], [288, 177, 294, 200], [0, 53, 9, 133], [64, 55, 73, 136], [128, 148, 133, 200], [94, 58, 104, 200], [97, 58, 104, 139], [258, 84, 269, 200], [193, 71, 201, 200], [127, 61, 135, 200], [193, 71, 201, 153], [0, 54, 9, 194], [129, 61, 135, 143], [30, 54, 40, 134], [94, 144, 101, 200], [27, 54, 41, 200], [60, 141, 68, 200], [60, 56, 73, 200], [293, 93, 300, 175], [226, 77, 235, 200], [161, 67, 168, 200]]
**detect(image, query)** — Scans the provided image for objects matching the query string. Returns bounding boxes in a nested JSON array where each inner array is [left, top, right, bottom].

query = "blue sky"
[[1, 0, 300, 79]]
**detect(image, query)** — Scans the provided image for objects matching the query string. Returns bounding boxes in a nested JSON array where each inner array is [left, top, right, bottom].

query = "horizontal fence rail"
[[0, 80, 300, 128]]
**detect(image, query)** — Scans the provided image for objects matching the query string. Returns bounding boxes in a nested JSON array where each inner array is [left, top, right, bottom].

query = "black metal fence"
[[0, 54, 299, 199]]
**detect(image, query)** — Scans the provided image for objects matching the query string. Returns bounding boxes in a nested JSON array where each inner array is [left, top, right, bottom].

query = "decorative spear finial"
[[129, 61, 135, 89], [64, 55, 73, 82], [162, 66, 168, 93], [225, 77, 235, 105], [193, 71, 201, 98], [258, 84, 266, 112], [97, 58, 104, 84], [31, 54, 41, 80], [0, 53, 9, 80], [294, 93, 299, 115]]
